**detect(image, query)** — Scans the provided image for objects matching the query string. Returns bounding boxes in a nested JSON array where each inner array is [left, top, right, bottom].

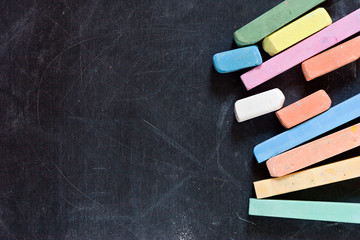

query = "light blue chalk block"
[[213, 46, 262, 73], [254, 93, 360, 163], [249, 198, 360, 224]]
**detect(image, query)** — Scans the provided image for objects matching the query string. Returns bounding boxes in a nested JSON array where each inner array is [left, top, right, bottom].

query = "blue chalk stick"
[[213, 46, 262, 73], [254, 93, 360, 163]]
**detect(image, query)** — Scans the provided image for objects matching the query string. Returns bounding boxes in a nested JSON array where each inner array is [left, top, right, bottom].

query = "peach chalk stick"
[[267, 123, 360, 177], [241, 8, 360, 90], [302, 36, 360, 81], [255, 156, 360, 199], [276, 90, 331, 129]]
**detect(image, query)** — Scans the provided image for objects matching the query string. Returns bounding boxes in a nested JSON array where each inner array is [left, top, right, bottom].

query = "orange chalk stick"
[[267, 123, 360, 177], [302, 36, 360, 81], [276, 90, 331, 129]]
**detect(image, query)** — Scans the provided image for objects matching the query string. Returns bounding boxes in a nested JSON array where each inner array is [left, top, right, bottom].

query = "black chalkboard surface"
[[1, 0, 359, 239]]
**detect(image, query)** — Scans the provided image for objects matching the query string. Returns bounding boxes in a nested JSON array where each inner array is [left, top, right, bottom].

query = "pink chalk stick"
[[241, 9, 360, 91]]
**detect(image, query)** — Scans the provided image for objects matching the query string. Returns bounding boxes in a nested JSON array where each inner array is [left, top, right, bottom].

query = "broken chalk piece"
[[249, 198, 360, 224], [254, 93, 360, 163], [302, 35, 360, 81], [234, 89, 285, 123], [254, 156, 360, 199], [213, 46, 262, 73], [267, 123, 360, 177], [263, 8, 332, 56], [276, 90, 331, 129], [233, 0, 326, 46], [241, 8, 360, 90]]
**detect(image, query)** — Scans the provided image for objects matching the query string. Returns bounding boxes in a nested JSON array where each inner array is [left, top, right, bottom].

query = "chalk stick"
[[302, 36, 360, 81], [254, 156, 360, 199], [234, 89, 285, 123], [233, 0, 326, 46], [241, 8, 360, 90], [276, 90, 331, 129], [263, 8, 332, 56], [267, 123, 360, 177], [249, 199, 360, 224], [254, 93, 360, 163], [213, 46, 262, 73]]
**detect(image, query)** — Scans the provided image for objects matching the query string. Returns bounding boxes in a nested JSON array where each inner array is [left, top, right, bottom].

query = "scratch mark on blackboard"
[[351, 62, 357, 79], [59, 42, 124, 104], [0, 218, 12, 238], [67, 116, 121, 125], [78, 123, 193, 176], [326, 223, 340, 227], [217, 158, 236, 182], [211, 96, 238, 181], [31, 146, 52, 173], [214, 96, 235, 155], [0, 7, 36, 55], [154, 159, 195, 175], [80, 45, 83, 84], [114, 90, 163, 102], [136, 175, 191, 220], [60, 196, 81, 209], [60, 74, 80, 102], [182, 50, 203, 74], [36, 90, 41, 129], [37, 34, 113, 86], [44, 14, 72, 36], [91, 127, 134, 152], [5, 166, 25, 220], [16, 63, 41, 88], [143, 119, 201, 166], [45, 13, 126, 73], [92, 167, 107, 170], [288, 223, 310, 239], [54, 164, 105, 210], [236, 212, 256, 225]]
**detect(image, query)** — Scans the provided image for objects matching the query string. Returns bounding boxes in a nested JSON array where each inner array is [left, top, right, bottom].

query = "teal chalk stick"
[[254, 93, 360, 163], [213, 46, 262, 73], [249, 199, 360, 224]]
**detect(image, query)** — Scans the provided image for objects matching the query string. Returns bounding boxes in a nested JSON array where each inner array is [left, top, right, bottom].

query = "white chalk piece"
[[234, 88, 285, 122]]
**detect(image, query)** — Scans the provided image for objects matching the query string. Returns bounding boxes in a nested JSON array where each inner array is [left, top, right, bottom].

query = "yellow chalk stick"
[[262, 8, 332, 56], [254, 156, 360, 199]]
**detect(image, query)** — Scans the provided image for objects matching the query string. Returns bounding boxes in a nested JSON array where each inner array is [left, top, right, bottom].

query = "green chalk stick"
[[249, 199, 360, 224], [234, 0, 326, 46]]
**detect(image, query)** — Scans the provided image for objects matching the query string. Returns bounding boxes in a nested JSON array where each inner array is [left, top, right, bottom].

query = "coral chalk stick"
[[302, 36, 360, 81], [267, 123, 360, 177], [276, 90, 331, 129]]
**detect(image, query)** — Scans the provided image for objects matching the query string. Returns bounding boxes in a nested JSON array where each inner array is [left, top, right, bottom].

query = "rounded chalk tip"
[[253, 145, 265, 164], [276, 111, 292, 129], [266, 159, 283, 177], [301, 62, 313, 81], [233, 31, 253, 47], [212, 54, 226, 73], [234, 100, 243, 123], [317, 89, 332, 108], [252, 46, 263, 65], [240, 74, 253, 91], [273, 88, 286, 108], [262, 36, 277, 57]]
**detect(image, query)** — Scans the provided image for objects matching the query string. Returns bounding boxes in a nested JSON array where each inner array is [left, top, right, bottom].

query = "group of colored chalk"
[[213, 0, 360, 224]]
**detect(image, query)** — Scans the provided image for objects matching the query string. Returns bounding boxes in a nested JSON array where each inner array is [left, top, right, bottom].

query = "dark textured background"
[[0, 0, 359, 239]]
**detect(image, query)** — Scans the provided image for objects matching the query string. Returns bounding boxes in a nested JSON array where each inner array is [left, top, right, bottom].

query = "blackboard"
[[1, 0, 359, 239]]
